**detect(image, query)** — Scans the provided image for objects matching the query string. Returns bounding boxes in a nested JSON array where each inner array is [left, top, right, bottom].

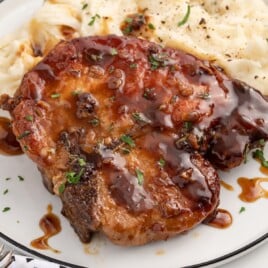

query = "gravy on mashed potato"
[[0, 0, 268, 95]]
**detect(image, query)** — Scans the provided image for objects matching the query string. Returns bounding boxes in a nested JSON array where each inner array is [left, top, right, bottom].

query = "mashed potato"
[[1, 0, 268, 95]]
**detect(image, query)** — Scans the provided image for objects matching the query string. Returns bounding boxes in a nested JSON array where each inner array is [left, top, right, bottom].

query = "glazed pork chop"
[[3, 35, 268, 246]]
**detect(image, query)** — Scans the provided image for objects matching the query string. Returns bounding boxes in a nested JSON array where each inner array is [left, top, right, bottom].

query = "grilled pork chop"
[[3, 35, 268, 246]]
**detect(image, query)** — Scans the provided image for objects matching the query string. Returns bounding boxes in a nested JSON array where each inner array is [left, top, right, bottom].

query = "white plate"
[[0, 1, 268, 268]]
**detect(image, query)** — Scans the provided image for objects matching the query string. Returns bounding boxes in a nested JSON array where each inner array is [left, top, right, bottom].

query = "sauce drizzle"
[[204, 208, 232, 229], [220, 180, 234, 191], [30, 204, 61, 253], [0, 117, 23, 155], [237, 177, 268, 202]]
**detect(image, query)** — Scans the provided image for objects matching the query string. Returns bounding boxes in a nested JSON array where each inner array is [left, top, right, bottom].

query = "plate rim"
[[0, 0, 268, 267], [1, 231, 267, 268]]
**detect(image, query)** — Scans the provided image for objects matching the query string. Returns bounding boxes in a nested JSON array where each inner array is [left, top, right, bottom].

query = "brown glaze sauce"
[[237, 177, 268, 202], [0, 117, 22, 155], [30, 204, 61, 253], [220, 180, 234, 191], [204, 208, 232, 229], [9, 35, 268, 222]]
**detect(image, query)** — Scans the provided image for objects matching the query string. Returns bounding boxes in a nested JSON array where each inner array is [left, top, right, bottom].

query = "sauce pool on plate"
[[30, 204, 61, 253]]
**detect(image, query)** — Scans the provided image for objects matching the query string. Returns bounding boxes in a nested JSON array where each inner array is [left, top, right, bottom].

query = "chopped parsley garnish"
[[135, 169, 144, 185], [177, 4, 191, 27], [18, 175, 24, 181], [197, 93, 211, 100], [17, 130, 31, 140], [78, 158, 86, 167], [66, 168, 84, 184], [239, 207, 246, 214], [5, 177, 11, 181], [183, 121, 193, 131], [148, 23, 155, 30], [110, 48, 118, 56], [252, 149, 268, 168], [90, 118, 100, 126], [132, 112, 150, 124], [121, 147, 131, 155], [82, 3, 88, 10], [158, 158, 166, 168], [25, 115, 33, 122], [72, 89, 82, 96], [148, 53, 167, 70], [258, 139, 265, 147], [3, 189, 8, 195], [58, 183, 66, 194], [51, 93, 61, 99], [2, 207, 10, 212], [23, 145, 29, 151], [120, 134, 135, 148], [88, 14, 101, 26], [130, 63, 137, 69], [125, 17, 133, 23]]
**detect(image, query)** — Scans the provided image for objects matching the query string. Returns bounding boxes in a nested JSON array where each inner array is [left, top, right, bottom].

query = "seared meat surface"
[[4, 35, 268, 246]]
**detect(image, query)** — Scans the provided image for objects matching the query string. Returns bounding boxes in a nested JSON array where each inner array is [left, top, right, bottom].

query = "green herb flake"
[[82, 3, 88, 10], [135, 169, 144, 185], [110, 48, 118, 56], [90, 118, 100, 127], [2, 207, 10, 212], [51, 93, 61, 99], [120, 134, 135, 148], [23, 145, 29, 151], [17, 130, 31, 140], [258, 139, 266, 147], [148, 54, 160, 70], [183, 121, 193, 131], [123, 26, 133, 35], [125, 17, 133, 23], [3, 189, 8, 195], [239, 207, 246, 214], [177, 4, 191, 27], [130, 63, 137, 69], [158, 158, 166, 168], [88, 14, 101, 26], [252, 149, 268, 168], [25, 115, 33, 122], [5, 177, 11, 181], [148, 23, 155, 30], [78, 158, 86, 167], [58, 183, 66, 194], [131, 112, 150, 124], [121, 147, 131, 155], [66, 168, 84, 184], [18, 175, 24, 181], [72, 89, 82, 96]]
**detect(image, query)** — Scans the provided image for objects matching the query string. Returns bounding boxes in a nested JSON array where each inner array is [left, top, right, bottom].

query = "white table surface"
[[220, 239, 268, 268]]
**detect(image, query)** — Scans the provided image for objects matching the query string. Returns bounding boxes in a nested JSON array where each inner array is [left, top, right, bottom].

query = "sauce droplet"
[[260, 166, 268, 176], [0, 117, 23, 155], [204, 208, 232, 229], [220, 180, 234, 191], [30, 204, 61, 253], [237, 177, 268, 202]]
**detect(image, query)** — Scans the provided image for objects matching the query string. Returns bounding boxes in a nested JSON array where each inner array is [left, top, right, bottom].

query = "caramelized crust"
[[8, 35, 268, 245]]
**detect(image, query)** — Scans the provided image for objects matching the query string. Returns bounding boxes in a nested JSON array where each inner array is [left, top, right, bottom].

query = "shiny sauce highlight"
[[204, 208, 232, 229], [30, 204, 61, 253], [0, 117, 22, 155]]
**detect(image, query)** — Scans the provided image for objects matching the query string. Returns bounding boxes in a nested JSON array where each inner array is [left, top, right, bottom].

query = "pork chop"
[[3, 35, 268, 245]]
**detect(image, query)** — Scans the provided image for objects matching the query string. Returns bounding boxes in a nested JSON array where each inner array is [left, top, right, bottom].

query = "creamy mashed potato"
[[1, 0, 268, 95]]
